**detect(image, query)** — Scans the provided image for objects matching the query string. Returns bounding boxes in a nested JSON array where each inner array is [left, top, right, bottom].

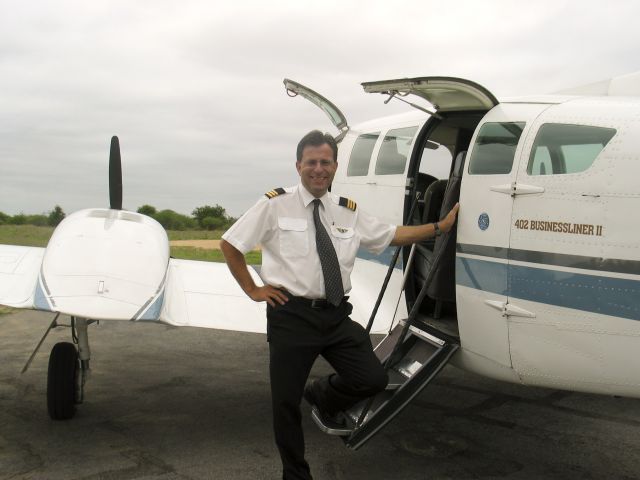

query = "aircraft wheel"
[[47, 342, 79, 420]]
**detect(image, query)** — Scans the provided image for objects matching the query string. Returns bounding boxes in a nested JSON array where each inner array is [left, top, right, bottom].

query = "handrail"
[[364, 191, 422, 333]]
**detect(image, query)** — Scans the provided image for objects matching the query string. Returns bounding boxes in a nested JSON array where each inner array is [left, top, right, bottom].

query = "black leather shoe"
[[310, 406, 350, 436], [304, 380, 347, 429]]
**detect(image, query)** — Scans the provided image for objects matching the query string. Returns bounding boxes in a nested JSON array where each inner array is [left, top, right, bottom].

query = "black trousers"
[[267, 297, 388, 480]]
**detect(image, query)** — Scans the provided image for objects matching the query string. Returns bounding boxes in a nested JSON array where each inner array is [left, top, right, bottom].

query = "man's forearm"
[[220, 239, 258, 296], [220, 239, 289, 306], [390, 223, 438, 246], [390, 202, 460, 246]]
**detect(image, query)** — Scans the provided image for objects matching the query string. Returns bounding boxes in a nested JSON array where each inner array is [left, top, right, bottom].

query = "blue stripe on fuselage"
[[456, 256, 640, 321], [356, 246, 403, 269]]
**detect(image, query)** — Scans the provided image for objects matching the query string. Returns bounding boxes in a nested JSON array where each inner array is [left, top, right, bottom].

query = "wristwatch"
[[433, 222, 441, 236]]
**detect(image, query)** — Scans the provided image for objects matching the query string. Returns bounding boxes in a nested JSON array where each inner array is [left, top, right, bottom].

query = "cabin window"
[[375, 126, 418, 175], [527, 124, 616, 175], [347, 132, 379, 176], [468, 122, 525, 175]]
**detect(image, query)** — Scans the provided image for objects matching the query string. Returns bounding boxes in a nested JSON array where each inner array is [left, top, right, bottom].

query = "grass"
[[0, 225, 261, 264], [170, 246, 261, 264], [0, 225, 54, 247], [0, 305, 15, 315]]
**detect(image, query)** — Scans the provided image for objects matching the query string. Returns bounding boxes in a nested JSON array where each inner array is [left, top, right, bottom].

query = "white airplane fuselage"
[[325, 87, 640, 399]]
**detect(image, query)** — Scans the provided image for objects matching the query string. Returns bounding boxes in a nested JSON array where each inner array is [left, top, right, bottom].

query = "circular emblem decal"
[[478, 213, 490, 231]]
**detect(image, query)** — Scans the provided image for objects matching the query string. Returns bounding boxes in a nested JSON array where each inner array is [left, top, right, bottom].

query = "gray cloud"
[[1, 0, 639, 217]]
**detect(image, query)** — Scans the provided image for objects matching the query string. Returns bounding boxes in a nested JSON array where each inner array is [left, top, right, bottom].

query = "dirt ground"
[[169, 240, 262, 251], [169, 239, 222, 249]]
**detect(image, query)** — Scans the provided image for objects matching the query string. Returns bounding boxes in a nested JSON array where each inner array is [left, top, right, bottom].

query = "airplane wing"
[[160, 258, 401, 334], [0, 243, 268, 333], [159, 258, 268, 333], [0, 244, 44, 309], [0, 244, 395, 335]]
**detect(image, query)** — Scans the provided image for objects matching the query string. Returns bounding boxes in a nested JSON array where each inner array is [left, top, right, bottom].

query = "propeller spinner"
[[109, 136, 122, 210]]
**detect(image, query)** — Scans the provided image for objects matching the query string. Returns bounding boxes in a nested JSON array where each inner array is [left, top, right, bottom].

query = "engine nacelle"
[[35, 209, 169, 320]]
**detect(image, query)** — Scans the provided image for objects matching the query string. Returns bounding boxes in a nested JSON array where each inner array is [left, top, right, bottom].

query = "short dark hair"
[[296, 130, 338, 163]]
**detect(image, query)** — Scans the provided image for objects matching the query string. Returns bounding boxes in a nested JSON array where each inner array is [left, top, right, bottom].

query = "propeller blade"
[[109, 136, 123, 210]]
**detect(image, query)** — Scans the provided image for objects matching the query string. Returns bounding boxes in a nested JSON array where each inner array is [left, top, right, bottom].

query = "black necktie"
[[312, 199, 344, 306]]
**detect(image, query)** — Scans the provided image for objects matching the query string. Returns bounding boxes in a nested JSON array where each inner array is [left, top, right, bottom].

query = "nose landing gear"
[[47, 341, 79, 419], [24, 315, 92, 420]]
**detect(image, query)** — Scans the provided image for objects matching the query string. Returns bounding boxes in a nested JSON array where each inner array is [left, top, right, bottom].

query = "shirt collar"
[[298, 183, 330, 209]]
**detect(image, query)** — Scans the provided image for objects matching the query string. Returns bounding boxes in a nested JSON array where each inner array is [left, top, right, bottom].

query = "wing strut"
[[22, 313, 60, 374]]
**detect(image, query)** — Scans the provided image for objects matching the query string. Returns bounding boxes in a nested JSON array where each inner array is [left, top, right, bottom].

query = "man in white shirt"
[[221, 130, 459, 480]]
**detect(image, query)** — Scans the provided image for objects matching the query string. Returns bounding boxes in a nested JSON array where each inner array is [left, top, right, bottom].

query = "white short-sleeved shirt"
[[222, 183, 396, 299]]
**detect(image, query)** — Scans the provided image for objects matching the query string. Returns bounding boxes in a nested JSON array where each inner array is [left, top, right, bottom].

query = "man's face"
[[296, 143, 338, 198]]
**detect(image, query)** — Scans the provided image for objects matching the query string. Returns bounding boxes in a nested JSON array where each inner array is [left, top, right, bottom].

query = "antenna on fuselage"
[[109, 136, 123, 210]]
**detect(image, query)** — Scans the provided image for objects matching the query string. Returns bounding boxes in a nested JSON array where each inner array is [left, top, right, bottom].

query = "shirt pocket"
[[278, 217, 309, 257], [330, 225, 359, 268]]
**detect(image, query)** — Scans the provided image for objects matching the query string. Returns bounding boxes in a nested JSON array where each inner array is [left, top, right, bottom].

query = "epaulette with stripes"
[[264, 188, 287, 199], [338, 197, 357, 211]]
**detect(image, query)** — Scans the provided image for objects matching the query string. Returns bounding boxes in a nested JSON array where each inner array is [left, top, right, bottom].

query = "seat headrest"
[[453, 151, 467, 177]]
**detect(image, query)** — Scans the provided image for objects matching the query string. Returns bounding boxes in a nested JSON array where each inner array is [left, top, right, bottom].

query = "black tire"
[[47, 342, 78, 420]]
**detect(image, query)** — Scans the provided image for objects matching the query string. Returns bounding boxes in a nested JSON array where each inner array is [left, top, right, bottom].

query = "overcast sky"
[[1, 0, 639, 217]]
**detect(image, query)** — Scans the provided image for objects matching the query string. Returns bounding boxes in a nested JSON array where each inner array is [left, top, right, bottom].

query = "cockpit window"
[[468, 122, 525, 175], [347, 132, 379, 176], [527, 124, 616, 175], [375, 126, 418, 175]]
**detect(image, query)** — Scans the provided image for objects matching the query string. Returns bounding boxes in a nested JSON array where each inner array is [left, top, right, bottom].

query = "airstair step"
[[386, 370, 406, 390], [310, 406, 352, 436]]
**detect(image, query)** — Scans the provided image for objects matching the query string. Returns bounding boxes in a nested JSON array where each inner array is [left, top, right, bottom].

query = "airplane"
[[282, 73, 640, 448], [0, 136, 275, 419], [1, 72, 639, 453]]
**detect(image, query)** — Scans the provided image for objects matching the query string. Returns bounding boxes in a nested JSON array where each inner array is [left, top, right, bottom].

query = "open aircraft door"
[[283, 78, 349, 141], [333, 324, 459, 449], [308, 77, 500, 449], [361, 76, 498, 113]]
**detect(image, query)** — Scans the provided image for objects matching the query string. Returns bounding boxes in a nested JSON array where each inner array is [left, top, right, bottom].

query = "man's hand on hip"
[[248, 285, 289, 307]]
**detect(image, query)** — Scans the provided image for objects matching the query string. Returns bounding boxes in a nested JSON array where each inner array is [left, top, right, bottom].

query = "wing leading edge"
[[0, 244, 45, 309]]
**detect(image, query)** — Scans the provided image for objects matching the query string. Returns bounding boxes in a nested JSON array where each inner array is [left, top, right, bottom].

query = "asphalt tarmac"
[[2, 310, 640, 480]]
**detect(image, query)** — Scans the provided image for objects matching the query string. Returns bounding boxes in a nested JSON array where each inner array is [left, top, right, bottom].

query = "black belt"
[[285, 293, 347, 310]]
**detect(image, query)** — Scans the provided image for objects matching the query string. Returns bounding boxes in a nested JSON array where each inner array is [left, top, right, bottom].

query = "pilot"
[[220, 130, 459, 480]]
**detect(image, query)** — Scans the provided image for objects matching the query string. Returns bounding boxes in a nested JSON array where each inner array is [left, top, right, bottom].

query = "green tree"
[[137, 204, 157, 216], [10, 214, 26, 225], [192, 204, 227, 229], [154, 209, 196, 230], [0, 211, 9, 225], [48, 205, 66, 226], [201, 216, 226, 231], [27, 214, 49, 226]]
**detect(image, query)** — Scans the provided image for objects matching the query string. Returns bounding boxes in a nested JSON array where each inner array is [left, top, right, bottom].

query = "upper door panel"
[[362, 76, 498, 112], [284, 78, 348, 136]]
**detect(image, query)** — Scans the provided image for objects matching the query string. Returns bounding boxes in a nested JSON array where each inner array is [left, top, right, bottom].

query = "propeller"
[[109, 136, 123, 210]]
